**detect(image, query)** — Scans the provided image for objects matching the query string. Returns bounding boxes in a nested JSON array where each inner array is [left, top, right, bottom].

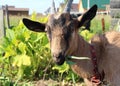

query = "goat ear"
[[23, 18, 45, 32], [77, 4, 97, 28]]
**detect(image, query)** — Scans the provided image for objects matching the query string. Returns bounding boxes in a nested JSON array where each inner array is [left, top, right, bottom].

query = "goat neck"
[[68, 34, 97, 79]]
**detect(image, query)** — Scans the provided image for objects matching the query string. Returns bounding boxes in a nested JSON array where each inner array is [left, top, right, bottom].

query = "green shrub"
[[0, 13, 52, 84]]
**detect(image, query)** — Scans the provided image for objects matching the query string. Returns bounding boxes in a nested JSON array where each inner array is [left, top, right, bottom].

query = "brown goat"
[[23, 5, 120, 86]]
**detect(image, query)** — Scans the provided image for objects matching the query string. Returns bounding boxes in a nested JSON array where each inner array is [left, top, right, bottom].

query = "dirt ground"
[[34, 79, 86, 86]]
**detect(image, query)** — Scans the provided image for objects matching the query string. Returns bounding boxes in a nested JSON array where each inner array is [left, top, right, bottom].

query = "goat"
[[23, 5, 120, 86]]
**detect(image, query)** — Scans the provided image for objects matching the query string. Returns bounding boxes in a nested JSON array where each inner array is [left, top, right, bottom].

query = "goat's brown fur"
[[23, 5, 120, 86], [67, 30, 120, 86]]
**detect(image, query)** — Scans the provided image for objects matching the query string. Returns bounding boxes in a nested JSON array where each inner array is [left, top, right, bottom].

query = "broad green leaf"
[[13, 54, 31, 67], [12, 38, 19, 47], [18, 42, 26, 54], [18, 20, 24, 29], [52, 62, 69, 74], [6, 29, 15, 41], [29, 33, 38, 42], [22, 55, 31, 66], [4, 45, 16, 58], [4, 52, 11, 58], [23, 31, 30, 41], [80, 30, 94, 41]]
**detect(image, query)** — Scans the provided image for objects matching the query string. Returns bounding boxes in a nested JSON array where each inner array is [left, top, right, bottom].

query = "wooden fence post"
[[101, 18, 105, 32], [5, 4, 10, 29], [0, 8, 5, 38]]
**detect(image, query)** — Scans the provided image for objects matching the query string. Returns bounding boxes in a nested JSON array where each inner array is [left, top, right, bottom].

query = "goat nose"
[[52, 52, 62, 58], [53, 54, 59, 58]]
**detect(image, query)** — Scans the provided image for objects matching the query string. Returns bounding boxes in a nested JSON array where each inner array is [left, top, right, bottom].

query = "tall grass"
[[8, 14, 111, 33], [91, 14, 111, 33], [9, 15, 29, 27], [8, 14, 47, 28]]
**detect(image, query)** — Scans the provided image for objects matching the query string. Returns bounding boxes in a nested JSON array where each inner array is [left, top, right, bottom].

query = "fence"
[[0, 5, 11, 39], [0, 8, 5, 38], [110, 0, 120, 30]]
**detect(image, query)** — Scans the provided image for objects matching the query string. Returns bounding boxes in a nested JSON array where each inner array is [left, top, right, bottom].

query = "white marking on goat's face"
[[45, 13, 77, 65]]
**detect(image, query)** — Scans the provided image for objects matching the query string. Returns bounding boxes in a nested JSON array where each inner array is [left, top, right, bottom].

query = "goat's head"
[[23, 5, 97, 65]]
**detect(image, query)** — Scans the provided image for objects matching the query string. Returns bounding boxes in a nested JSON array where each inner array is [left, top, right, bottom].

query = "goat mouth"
[[55, 57, 65, 65], [53, 54, 65, 65]]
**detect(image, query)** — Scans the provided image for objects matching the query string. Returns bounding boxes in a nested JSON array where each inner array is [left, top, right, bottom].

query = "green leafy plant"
[[0, 12, 52, 84], [80, 30, 94, 41], [52, 62, 78, 83]]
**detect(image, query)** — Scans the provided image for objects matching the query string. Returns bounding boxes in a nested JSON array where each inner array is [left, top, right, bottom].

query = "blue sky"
[[0, 0, 78, 14]]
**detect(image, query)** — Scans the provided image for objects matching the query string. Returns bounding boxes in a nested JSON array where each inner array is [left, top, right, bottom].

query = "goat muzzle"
[[52, 53, 65, 65]]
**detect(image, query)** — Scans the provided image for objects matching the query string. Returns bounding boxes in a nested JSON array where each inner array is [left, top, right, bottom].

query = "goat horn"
[[51, 0, 56, 14], [63, 0, 73, 13]]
